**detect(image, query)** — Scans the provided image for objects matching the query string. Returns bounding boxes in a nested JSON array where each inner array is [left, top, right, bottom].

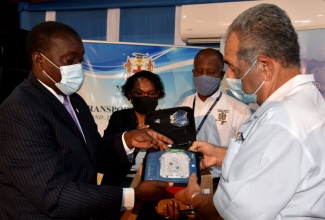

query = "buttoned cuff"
[[122, 132, 135, 161], [122, 188, 135, 210]]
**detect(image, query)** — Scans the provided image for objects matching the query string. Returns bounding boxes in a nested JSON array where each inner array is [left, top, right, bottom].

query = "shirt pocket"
[[221, 138, 242, 182]]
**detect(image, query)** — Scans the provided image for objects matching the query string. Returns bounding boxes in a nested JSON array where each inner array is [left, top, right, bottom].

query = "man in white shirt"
[[172, 3, 325, 220], [174, 48, 251, 182]]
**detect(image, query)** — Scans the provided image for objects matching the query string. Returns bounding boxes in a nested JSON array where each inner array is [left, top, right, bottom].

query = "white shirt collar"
[[256, 74, 314, 116], [195, 88, 221, 102], [37, 79, 65, 104]]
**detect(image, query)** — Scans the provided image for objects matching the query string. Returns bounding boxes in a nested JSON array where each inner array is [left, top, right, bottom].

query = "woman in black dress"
[[101, 70, 165, 186]]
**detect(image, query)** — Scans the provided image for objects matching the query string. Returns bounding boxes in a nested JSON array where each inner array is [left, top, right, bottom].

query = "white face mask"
[[226, 60, 264, 104], [40, 53, 84, 96]]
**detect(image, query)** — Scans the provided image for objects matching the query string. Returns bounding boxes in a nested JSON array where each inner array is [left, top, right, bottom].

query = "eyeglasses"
[[193, 68, 219, 76], [131, 89, 160, 97]]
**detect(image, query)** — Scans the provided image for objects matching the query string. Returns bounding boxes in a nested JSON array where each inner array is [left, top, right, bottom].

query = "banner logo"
[[124, 52, 154, 78]]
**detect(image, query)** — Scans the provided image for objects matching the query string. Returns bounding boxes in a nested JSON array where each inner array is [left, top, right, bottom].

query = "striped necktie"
[[63, 96, 81, 131], [63, 96, 86, 143]]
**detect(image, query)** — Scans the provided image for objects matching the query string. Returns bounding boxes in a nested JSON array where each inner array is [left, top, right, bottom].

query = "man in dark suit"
[[0, 21, 173, 219]]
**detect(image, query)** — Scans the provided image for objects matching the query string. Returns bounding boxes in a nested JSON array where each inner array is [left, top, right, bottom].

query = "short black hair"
[[122, 70, 165, 100], [195, 48, 224, 69], [26, 21, 81, 64]]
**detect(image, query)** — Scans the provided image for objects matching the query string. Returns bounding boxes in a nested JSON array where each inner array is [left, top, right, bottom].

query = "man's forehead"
[[50, 34, 84, 53], [224, 33, 240, 65]]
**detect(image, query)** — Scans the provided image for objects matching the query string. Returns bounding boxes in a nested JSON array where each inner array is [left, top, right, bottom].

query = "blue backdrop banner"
[[78, 40, 204, 135]]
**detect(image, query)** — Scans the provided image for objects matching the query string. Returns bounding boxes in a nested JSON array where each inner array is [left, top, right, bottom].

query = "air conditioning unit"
[[180, 0, 325, 44]]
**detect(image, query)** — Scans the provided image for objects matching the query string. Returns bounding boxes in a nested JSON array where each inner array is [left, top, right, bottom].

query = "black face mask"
[[132, 96, 158, 114]]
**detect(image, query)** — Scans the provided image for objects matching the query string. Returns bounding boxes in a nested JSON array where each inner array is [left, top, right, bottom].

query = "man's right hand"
[[124, 129, 173, 151], [189, 140, 227, 168], [174, 173, 201, 206], [134, 180, 174, 202]]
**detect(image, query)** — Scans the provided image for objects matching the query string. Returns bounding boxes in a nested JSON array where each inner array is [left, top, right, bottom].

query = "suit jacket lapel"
[[69, 95, 94, 158], [28, 73, 90, 155]]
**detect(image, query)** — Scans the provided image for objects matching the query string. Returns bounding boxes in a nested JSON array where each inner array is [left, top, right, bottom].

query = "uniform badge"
[[218, 112, 227, 121]]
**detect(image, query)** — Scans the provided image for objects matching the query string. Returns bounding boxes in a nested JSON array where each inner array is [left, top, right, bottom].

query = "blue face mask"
[[193, 75, 221, 97], [226, 60, 264, 104]]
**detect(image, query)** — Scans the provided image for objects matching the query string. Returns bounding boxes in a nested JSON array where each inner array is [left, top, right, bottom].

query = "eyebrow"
[[223, 60, 230, 65], [223, 60, 238, 71], [224, 60, 233, 69]]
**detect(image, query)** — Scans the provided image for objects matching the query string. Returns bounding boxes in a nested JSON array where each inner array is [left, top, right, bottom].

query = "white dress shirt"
[[215, 74, 325, 219]]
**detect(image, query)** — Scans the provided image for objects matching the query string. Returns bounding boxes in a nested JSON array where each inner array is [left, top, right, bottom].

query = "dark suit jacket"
[[101, 109, 137, 186], [0, 73, 132, 219]]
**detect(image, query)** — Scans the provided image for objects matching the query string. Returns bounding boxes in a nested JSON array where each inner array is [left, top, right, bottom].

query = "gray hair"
[[226, 3, 300, 68]]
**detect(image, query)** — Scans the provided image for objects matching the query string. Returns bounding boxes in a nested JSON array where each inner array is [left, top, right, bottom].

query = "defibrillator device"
[[142, 106, 201, 194]]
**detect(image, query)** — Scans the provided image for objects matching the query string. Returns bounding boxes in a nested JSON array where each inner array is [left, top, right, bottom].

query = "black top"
[[101, 108, 138, 186]]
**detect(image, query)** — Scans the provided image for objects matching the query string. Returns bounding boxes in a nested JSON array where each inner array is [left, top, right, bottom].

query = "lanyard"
[[192, 92, 222, 135]]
